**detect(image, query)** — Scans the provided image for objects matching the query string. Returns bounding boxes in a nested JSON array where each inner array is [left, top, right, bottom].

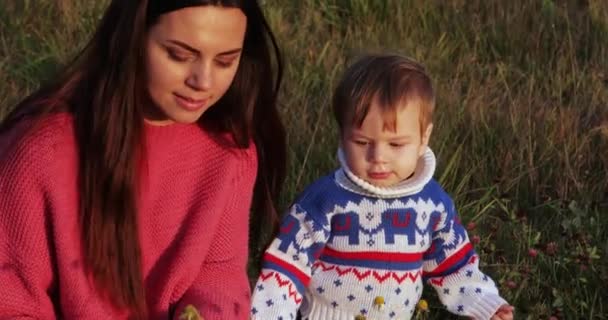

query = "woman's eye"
[[215, 59, 234, 68], [167, 49, 189, 62]]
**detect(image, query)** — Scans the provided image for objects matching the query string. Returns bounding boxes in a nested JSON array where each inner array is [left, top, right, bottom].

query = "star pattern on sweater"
[[250, 166, 507, 319]]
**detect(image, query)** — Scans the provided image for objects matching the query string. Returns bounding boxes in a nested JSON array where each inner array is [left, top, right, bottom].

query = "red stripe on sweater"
[[264, 253, 311, 287], [425, 242, 473, 277], [322, 247, 423, 262]]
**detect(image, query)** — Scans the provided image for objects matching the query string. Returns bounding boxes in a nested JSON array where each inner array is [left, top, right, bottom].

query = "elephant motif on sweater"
[[327, 209, 427, 245]]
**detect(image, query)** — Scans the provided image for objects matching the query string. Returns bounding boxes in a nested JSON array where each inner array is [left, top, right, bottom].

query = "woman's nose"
[[186, 61, 213, 91]]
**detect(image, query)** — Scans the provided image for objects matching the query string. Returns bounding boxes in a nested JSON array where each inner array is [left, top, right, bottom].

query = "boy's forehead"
[[369, 99, 423, 121], [345, 102, 422, 134]]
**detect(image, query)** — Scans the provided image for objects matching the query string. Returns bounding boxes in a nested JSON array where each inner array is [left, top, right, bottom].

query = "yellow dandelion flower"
[[374, 296, 385, 310], [179, 304, 203, 320], [415, 299, 430, 320], [417, 299, 429, 312]]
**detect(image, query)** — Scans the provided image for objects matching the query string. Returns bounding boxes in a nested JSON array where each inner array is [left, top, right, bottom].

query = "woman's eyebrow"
[[166, 39, 199, 54], [166, 40, 243, 57], [218, 48, 243, 56]]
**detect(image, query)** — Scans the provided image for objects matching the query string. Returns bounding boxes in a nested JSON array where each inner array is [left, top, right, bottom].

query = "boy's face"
[[341, 100, 432, 188]]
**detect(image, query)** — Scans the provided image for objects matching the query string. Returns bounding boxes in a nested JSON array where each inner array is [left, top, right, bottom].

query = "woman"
[[0, 1, 285, 319]]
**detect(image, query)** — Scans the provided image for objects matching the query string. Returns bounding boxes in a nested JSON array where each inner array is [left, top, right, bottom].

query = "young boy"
[[250, 54, 514, 320]]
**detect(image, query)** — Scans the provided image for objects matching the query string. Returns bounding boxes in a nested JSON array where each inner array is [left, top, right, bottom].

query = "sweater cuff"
[[467, 293, 508, 320]]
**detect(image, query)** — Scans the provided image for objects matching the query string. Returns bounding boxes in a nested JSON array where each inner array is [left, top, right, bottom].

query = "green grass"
[[2, 0, 607, 319]]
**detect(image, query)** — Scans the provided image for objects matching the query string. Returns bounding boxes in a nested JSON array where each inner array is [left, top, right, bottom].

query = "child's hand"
[[490, 304, 514, 320]]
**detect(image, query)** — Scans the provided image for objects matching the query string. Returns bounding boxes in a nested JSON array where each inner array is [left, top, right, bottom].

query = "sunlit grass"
[[1, 0, 607, 318]]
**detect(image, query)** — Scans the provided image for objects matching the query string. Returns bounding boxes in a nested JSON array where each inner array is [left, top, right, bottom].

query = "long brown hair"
[[0, 0, 285, 317]]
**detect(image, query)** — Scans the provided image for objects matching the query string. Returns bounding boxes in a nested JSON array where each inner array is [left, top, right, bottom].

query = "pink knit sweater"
[[0, 113, 257, 319]]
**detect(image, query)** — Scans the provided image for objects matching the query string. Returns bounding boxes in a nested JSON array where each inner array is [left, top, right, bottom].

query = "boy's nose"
[[368, 145, 387, 163]]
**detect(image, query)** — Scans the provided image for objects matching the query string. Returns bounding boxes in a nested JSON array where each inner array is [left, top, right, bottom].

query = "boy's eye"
[[353, 140, 368, 146], [389, 143, 405, 147]]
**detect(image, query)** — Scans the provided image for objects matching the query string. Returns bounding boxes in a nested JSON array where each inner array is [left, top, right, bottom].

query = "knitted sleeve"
[[423, 197, 507, 320], [0, 134, 57, 319], [172, 147, 257, 320], [250, 202, 330, 319]]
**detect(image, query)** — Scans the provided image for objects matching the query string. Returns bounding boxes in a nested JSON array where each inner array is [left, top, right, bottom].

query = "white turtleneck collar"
[[335, 147, 436, 199]]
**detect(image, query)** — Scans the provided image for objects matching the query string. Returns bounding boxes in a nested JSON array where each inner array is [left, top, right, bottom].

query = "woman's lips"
[[174, 93, 209, 112]]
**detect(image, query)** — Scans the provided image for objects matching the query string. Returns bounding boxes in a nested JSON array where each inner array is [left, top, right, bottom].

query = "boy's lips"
[[368, 171, 391, 179]]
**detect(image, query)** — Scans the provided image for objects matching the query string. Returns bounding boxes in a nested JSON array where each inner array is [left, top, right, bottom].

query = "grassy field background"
[[1, 0, 607, 319]]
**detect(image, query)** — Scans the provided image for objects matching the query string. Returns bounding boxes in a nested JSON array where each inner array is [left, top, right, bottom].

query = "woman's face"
[[144, 5, 247, 125]]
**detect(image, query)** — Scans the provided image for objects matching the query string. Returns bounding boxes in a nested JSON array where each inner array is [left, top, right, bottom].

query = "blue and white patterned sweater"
[[251, 148, 507, 320]]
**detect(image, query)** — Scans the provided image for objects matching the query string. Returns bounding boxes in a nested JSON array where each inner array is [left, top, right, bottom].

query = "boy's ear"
[[422, 123, 433, 147], [420, 123, 433, 154]]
